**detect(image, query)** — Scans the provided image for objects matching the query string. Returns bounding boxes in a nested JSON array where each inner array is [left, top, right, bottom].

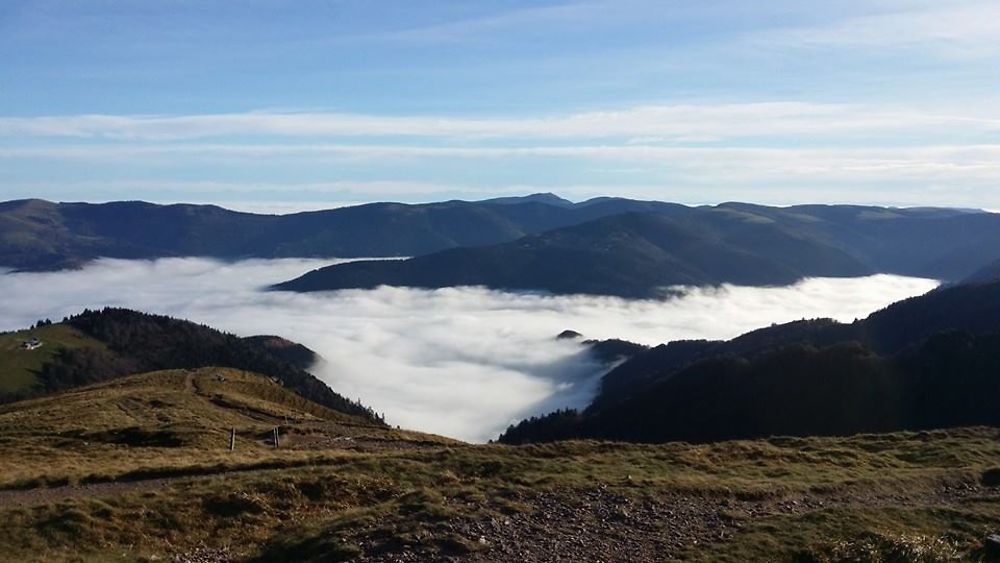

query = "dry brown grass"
[[0, 367, 454, 488], [3, 369, 1000, 562]]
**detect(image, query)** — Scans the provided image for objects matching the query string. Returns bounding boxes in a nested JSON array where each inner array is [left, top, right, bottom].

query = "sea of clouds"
[[0, 258, 939, 442]]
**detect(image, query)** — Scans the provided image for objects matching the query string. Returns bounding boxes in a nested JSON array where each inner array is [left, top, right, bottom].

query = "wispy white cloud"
[[364, 1, 613, 44], [4, 140, 1000, 159], [756, 0, 1000, 58], [5, 1, 998, 210], [6, 142, 1000, 183], [6, 142, 1000, 207], [5, 179, 456, 197], [1, 102, 996, 141]]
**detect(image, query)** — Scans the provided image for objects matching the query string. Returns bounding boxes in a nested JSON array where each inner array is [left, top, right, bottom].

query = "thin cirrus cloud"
[[5, 140, 1000, 164], [1, 103, 997, 141], [2, 1, 999, 208], [754, 1, 1000, 57], [5, 143, 1000, 183], [0, 258, 938, 442], [5, 143, 1000, 209]]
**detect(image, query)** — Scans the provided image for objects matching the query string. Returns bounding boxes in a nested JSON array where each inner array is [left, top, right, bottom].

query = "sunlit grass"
[[0, 324, 107, 393], [2, 369, 1000, 561]]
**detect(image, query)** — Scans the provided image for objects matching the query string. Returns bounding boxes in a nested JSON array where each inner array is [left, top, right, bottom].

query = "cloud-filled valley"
[[0, 258, 939, 442]]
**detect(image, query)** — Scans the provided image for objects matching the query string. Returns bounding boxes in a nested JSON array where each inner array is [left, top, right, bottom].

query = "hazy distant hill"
[[960, 258, 1000, 286], [499, 279, 1000, 444], [274, 210, 873, 297], [7, 195, 994, 297], [0, 195, 683, 271], [477, 192, 576, 207], [275, 203, 999, 297]]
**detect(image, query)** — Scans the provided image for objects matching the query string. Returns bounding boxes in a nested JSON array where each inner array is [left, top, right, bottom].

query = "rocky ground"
[[342, 478, 1000, 563]]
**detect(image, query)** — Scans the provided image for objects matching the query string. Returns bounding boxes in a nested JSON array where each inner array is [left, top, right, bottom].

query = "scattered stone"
[[171, 546, 233, 563]]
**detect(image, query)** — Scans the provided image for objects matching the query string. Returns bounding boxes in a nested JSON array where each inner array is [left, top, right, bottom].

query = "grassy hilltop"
[[0, 324, 106, 395], [0, 309, 381, 422], [2, 368, 1000, 562]]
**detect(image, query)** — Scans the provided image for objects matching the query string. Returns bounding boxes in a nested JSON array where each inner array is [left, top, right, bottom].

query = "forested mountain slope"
[[276, 203, 999, 297], [500, 279, 1000, 444], [0, 195, 683, 270]]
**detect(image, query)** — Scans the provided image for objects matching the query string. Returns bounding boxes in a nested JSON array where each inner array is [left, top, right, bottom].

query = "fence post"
[[229, 428, 236, 451], [273, 427, 280, 448]]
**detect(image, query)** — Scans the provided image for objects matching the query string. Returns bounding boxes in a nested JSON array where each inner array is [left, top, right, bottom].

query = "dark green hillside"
[[0, 195, 690, 271], [503, 332, 1000, 445], [275, 202, 1000, 297], [0, 324, 108, 395], [275, 211, 873, 297], [598, 278, 1000, 410], [502, 279, 1000, 444], [0, 309, 380, 423], [241, 335, 319, 370]]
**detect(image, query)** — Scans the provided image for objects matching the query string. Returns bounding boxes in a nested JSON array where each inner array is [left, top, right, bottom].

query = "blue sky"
[[2, 0, 999, 211]]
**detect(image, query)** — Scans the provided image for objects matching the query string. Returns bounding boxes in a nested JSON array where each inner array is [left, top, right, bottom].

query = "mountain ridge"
[[273, 209, 878, 297], [274, 202, 1000, 297], [0, 195, 688, 271], [4, 196, 989, 281]]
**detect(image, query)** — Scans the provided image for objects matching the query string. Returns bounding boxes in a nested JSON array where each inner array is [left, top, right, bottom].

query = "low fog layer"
[[0, 258, 938, 442]]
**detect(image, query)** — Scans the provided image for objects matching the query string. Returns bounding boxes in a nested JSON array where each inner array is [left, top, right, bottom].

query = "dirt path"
[[0, 454, 364, 510], [184, 370, 197, 394], [0, 478, 176, 510]]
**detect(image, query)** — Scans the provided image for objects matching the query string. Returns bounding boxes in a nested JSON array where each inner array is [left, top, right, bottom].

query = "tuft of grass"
[[818, 533, 961, 563]]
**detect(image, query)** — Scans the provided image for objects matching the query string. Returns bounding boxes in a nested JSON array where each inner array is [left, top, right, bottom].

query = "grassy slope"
[[1, 370, 1000, 561], [0, 367, 453, 488], [0, 309, 381, 422], [0, 324, 107, 393]]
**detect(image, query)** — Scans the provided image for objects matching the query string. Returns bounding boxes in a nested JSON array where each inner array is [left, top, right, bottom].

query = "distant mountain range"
[[275, 201, 1000, 297], [0, 195, 681, 271], [6, 194, 1000, 298], [499, 278, 1000, 444]]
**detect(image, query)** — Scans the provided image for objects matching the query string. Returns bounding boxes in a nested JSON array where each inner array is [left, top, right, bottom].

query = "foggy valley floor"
[[5, 258, 1000, 562], [0, 257, 937, 442]]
